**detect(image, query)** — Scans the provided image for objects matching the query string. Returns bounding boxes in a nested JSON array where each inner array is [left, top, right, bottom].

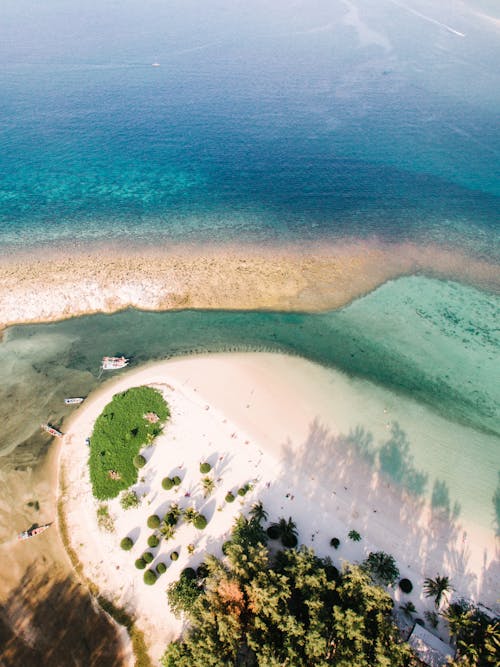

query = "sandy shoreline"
[[59, 352, 499, 665], [1, 238, 499, 331]]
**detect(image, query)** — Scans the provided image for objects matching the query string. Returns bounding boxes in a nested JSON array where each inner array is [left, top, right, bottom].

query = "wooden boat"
[[18, 523, 51, 541], [102, 356, 129, 370], [64, 397, 84, 405], [40, 423, 63, 438]]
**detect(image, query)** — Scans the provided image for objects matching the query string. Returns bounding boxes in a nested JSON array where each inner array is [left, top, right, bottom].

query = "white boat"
[[40, 424, 63, 438], [152, 62, 160, 67], [102, 356, 129, 370], [18, 523, 52, 541], [64, 397, 84, 405]]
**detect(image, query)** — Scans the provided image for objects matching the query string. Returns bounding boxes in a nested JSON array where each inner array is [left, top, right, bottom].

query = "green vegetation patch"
[[162, 513, 415, 666], [88, 386, 169, 499], [97, 504, 115, 532]]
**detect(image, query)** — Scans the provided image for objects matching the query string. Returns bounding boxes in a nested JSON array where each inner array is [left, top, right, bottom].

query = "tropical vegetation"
[[423, 574, 453, 608], [120, 489, 140, 510], [88, 386, 169, 499], [162, 512, 416, 666], [445, 600, 499, 666], [363, 551, 400, 586]]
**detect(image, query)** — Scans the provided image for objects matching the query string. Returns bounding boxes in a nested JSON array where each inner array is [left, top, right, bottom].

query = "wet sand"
[[1, 238, 498, 331], [0, 434, 131, 667]]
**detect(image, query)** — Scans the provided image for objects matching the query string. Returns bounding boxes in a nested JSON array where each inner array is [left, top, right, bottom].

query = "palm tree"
[[363, 551, 400, 586], [270, 517, 298, 548], [249, 500, 268, 525], [165, 502, 181, 526], [400, 601, 416, 619], [202, 476, 215, 498], [159, 522, 176, 540], [184, 507, 197, 525], [442, 600, 476, 642], [423, 575, 453, 608]]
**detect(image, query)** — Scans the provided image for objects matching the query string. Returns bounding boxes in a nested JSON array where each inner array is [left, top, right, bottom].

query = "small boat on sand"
[[64, 397, 84, 405], [102, 356, 129, 370], [41, 424, 64, 438], [18, 523, 52, 541]]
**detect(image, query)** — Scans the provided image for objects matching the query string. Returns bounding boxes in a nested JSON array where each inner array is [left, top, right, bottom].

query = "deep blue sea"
[[0, 0, 499, 254]]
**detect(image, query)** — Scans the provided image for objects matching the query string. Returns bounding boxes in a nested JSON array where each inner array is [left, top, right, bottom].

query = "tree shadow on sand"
[[278, 418, 494, 609], [0, 564, 127, 667]]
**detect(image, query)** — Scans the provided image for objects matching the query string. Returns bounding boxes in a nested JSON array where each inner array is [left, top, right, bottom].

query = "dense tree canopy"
[[445, 600, 500, 666], [162, 515, 416, 666]]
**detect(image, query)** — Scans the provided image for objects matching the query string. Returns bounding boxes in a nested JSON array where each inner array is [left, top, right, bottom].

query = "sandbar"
[[1, 238, 498, 331], [59, 352, 499, 665]]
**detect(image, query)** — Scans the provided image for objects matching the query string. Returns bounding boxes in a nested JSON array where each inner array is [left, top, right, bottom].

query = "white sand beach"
[[59, 352, 499, 665]]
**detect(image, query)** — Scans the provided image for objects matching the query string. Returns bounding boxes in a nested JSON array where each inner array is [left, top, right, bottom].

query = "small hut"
[[408, 623, 455, 667]]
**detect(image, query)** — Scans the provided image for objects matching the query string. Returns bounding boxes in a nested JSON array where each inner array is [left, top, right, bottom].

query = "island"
[[57, 353, 499, 666]]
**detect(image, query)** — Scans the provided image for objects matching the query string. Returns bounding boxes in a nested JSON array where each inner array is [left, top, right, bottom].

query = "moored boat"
[[102, 356, 129, 370], [18, 523, 52, 541], [41, 423, 64, 438], [64, 397, 84, 405]]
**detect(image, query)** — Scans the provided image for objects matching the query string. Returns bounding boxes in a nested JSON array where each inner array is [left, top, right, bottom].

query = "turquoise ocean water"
[[1, 276, 499, 532], [0, 0, 499, 254], [0, 2, 499, 531]]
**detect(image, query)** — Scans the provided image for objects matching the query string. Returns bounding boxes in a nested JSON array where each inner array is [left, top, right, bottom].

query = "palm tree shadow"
[[277, 417, 496, 608]]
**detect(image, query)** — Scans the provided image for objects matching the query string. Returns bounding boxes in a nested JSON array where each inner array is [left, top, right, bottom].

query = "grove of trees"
[[163, 513, 416, 666]]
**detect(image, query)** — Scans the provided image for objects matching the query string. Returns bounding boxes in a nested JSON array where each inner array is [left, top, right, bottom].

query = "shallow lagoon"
[[2, 275, 498, 533]]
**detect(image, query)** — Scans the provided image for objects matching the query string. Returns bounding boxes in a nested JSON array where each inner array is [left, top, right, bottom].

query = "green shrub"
[[133, 454, 146, 469], [120, 537, 134, 550], [143, 551, 154, 564], [282, 534, 298, 548], [162, 477, 174, 490], [173, 476, 181, 486], [225, 492, 235, 503], [170, 551, 179, 561], [147, 515, 161, 529], [167, 574, 202, 617], [147, 534, 160, 548], [193, 514, 207, 530], [399, 578, 413, 594], [88, 386, 169, 500], [348, 529, 361, 542], [156, 562, 167, 575], [222, 541, 232, 556], [120, 489, 140, 510], [135, 558, 146, 570], [143, 569, 157, 585], [237, 487, 246, 496], [199, 462, 211, 473], [266, 525, 280, 540], [330, 537, 340, 549], [181, 567, 197, 580], [196, 563, 209, 579]]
